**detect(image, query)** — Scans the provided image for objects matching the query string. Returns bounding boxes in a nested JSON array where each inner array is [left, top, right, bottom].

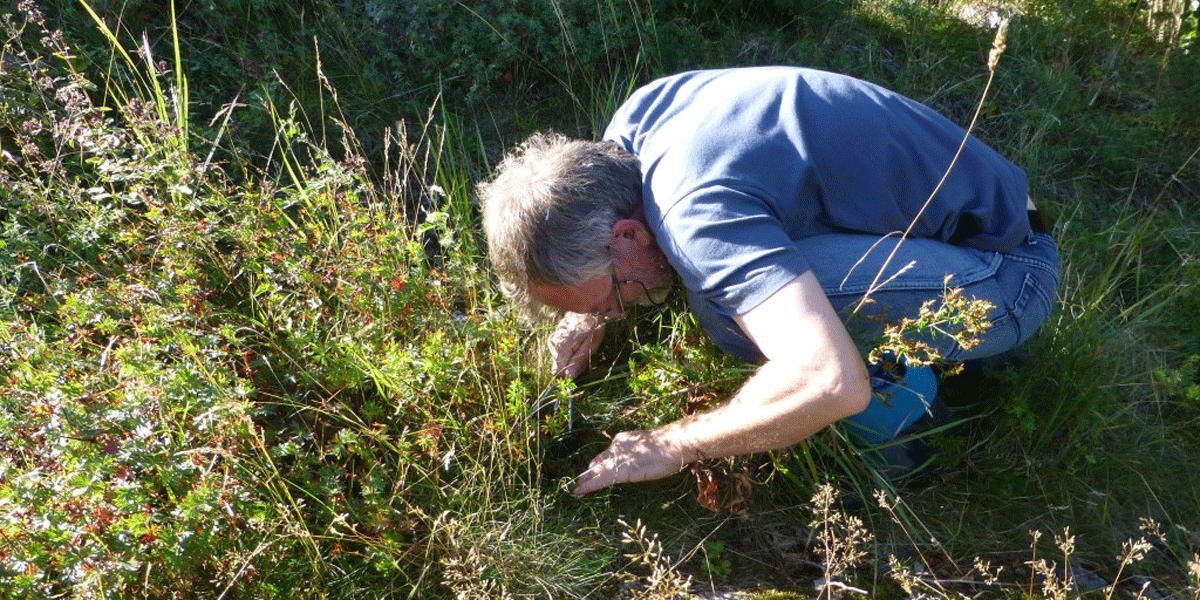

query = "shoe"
[[845, 360, 939, 445], [845, 359, 945, 481], [862, 403, 946, 482]]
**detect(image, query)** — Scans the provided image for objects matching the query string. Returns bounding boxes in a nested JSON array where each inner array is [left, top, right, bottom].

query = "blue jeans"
[[688, 231, 1059, 365], [687, 231, 1060, 440]]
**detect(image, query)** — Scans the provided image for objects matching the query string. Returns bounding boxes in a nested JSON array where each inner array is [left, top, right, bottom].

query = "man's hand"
[[571, 272, 871, 497], [548, 312, 606, 379], [573, 429, 694, 495]]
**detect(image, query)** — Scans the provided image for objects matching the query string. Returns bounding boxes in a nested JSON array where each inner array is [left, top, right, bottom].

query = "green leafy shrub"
[[3, 3, 617, 595], [37, 0, 677, 162], [1, 4, 263, 595]]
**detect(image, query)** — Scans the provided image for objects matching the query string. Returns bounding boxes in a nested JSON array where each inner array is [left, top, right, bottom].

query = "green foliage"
[[36, 0, 675, 161], [625, 320, 744, 428], [867, 281, 996, 368], [700, 538, 732, 579], [1155, 355, 1200, 411], [2, 0, 1199, 597], [1, 5, 263, 596], [1, 3, 593, 596]]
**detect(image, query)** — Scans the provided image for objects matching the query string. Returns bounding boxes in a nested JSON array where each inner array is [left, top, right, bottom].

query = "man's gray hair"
[[477, 132, 642, 311]]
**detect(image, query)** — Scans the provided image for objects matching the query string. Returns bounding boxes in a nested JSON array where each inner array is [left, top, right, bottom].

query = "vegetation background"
[[2, 0, 1198, 598]]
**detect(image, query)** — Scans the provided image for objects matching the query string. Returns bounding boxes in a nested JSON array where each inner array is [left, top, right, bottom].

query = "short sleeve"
[[658, 185, 810, 316]]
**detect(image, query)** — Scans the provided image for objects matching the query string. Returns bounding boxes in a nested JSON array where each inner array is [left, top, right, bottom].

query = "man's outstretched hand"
[[573, 429, 694, 495]]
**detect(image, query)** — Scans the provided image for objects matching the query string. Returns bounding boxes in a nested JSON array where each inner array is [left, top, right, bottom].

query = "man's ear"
[[611, 218, 649, 248]]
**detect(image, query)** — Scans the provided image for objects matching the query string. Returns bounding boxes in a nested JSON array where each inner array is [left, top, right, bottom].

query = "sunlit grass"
[[2, 0, 1198, 597]]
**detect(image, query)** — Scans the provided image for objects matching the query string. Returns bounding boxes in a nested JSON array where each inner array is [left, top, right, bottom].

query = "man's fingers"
[[565, 348, 590, 377], [550, 321, 604, 379], [553, 349, 587, 379], [573, 462, 615, 496], [572, 472, 603, 496], [572, 430, 685, 496], [574, 446, 624, 495]]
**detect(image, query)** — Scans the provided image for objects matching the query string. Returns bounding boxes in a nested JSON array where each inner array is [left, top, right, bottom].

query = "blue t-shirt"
[[603, 66, 1030, 316]]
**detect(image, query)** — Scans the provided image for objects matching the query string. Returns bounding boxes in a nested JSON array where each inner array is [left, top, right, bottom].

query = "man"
[[477, 66, 1059, 496]]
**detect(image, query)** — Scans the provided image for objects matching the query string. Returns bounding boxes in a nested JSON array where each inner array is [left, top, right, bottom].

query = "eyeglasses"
[[597, 264, 669, 323]]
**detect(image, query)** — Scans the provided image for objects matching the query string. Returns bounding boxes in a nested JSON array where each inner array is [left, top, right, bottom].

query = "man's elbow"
[[827, 360, 871, 420]]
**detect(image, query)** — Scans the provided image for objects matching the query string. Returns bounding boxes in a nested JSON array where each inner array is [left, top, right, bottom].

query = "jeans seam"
[[823, 250, 1003, 297], [1012, 272, 1034, 317], [1002, 252, 1058, 276], [1030, 277, 1057, 324]]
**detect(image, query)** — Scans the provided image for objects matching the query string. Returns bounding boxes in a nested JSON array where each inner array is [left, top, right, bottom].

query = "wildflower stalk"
[[854, 19, 1011, 312]]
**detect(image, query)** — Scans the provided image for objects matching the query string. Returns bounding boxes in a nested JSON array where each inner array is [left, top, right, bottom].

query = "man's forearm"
[[572, 272, 872, 495], [571, 356, 869, 495], [658, 357, 870, 462]]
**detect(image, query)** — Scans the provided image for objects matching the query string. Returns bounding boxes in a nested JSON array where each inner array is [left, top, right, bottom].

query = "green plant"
[[615, 518, 694, 600], [700, 539, 732, 579], [4, 0, 1199, 597], [2, 1, 613, 596], [1, 3, 269, 595]]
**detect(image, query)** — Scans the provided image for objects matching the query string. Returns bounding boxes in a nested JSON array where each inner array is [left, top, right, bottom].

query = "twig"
[[853, 19, 1010, 313], [1151, 141, 1200, 210], [215, 538, 273, 600]]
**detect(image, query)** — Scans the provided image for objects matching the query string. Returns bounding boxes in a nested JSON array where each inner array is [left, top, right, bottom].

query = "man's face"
[[532, 227, 673, 320], [532, 273, 615, 317]]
